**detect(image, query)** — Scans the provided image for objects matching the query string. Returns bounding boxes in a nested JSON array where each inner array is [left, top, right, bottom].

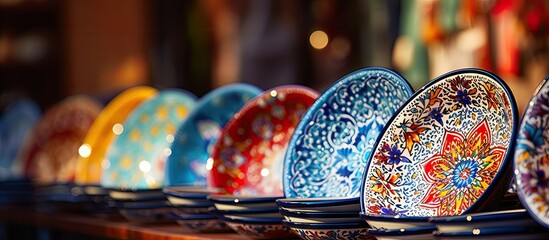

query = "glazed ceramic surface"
[[367, 226, 437, 240], [276, 197, 360, 213], [284, 67, 413, 198], [75, 86, 157, 184], [225, 222, 295, 240], [359, 212, 432, 230], [0, 99, 40, 180], [209, 195, 280, 211], [22, 96, 102, 183], [165, 84, 261, 187], [210, 86, 318, 195], [101, 90, 196, 189], [361, 68, 517, 217], [514, 77, 549, 229], [430, 209, 537, 233], [283, 220, 373, 240]]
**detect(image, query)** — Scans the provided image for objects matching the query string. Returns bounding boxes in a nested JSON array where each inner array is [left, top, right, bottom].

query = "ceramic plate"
[[0, 98, 41, 180], [75, 86, 157, 185], [100, 90, 196, 189], [283, 67, 414, 198], [164, 83, 261, 187], [209, 86, 318, 195], [361, 68, 518, 217], [430, 209, 537, 233], [514, 76, 549, 229], [22, 96, 102, 183]]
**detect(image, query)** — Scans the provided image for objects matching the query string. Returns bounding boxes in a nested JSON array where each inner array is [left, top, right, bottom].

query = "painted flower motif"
[[483, 83, 499, 110], [370, 167, 402, 198], [400, 121, 428, 153], [450, 75, 477, 107], [420, 119, 505, 215], [530, 92, 549, 117], [517, 122, 546, 160], [519, 157, 549, 197], [374, 143, 411, 165], [428, 107, 444, 126]]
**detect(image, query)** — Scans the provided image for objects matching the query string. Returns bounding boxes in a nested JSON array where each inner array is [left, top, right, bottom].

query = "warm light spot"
[[78, 144, 92, 158], [139, 160, 151, 173], [102, 159, 111, 169], [270, 90, 278, 98], [166, 134, 174, 143], [163, 148, 172, 156], [206, 158, 214, 171], [112, 123, 124, 135], [309, 30, 329, 49], [261, 168, 270, 177], [140, 114, 150, 123]]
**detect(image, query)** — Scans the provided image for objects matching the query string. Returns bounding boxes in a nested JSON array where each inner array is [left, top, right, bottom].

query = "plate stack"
[[206, 86, 319, 239], [360, 69, 519, 239], [277, 197, 373, 240], [163, 186, 231, 233], [109, 188, 172, 223], [209, 195, 293, 239], [279, 68, 414, 240]]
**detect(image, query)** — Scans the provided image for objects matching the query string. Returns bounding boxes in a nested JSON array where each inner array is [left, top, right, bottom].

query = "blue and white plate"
[[361, 68, 518, 217], [514, 76, 549, 229], [0, 98, 40, 180], [283, 67, 413, 198], [276, 197, 360, 213], [360, 212, 431, 230], [282, 220, 371, 240], [101, 90, 197, 190], [164, 84, 261, 187], [367, 226, 437, 240]]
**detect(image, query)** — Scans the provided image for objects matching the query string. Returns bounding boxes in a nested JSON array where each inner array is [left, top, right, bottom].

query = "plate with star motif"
[[100, 90, 196, 190], [360, 68, 518, 218], [209, 86, 318, 195]]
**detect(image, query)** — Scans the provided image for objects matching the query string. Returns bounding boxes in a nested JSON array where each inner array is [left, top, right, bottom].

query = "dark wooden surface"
[[0, 205, 244, 240]]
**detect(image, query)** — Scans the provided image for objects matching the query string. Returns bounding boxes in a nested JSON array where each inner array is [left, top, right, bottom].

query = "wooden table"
[[0, 205, 243, 240]]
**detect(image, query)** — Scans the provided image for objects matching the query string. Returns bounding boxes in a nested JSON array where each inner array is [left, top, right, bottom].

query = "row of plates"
[[1, 67, 549, 231]]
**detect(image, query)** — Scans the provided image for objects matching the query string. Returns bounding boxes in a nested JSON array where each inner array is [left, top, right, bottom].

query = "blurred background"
[[1, 0, 548, 113]]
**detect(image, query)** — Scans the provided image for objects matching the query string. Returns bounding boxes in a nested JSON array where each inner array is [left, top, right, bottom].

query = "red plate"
[[22, 96, 101, 183], [209, 86, 318, 195]]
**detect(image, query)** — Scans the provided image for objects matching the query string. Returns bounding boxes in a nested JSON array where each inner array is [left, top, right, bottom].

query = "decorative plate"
[[100, 90, 196, 190], [209, 86, 318, 195], [0, 98, 41, 180], [283, 67, 414, 198], [164, 83, 261, 187], [75, 86, 157, 185], [514, 76, 549, 229], [22, 96, 102, 183], [361, 68, 518, 217], [430, 209, 537, 233]]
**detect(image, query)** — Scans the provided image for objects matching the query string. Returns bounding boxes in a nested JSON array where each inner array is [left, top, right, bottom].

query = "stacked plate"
[[430, 209, 548, 239], [277, 197, 373, 240], [360, 68, 519, 239], [208, 86, 319, 239], [279, 67, 414, 240], [161, 84, 261, 232], [109, 188, 172, 223], [164, 186, 231, 233]]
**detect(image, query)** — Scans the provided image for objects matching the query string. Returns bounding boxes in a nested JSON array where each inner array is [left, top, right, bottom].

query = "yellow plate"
[[75, 86, 157, 184]]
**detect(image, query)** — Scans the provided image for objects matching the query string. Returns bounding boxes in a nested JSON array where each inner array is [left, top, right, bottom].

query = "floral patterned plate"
[[361, 68, 518, 218], [22, 96, 102, 183], [282, 220, 372, 240], [75, 86, 157, 185], [164, 83, 261, 187], [209, 86, 318, 195], [514, 76, 549, 229], [283, 67, 414, 198], [100, 90, 196, 190]]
